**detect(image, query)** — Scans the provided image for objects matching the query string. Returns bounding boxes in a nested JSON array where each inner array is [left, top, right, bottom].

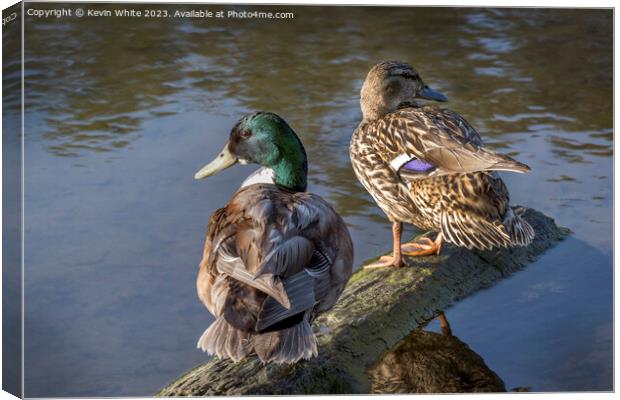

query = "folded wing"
[[383, 107, 530, 179]]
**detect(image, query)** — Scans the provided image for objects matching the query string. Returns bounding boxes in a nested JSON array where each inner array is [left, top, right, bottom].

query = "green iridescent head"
[[194, 112, 308, 192]]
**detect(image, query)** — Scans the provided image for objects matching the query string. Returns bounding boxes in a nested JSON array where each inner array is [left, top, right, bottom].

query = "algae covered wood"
[[157, 208, 568, 396]]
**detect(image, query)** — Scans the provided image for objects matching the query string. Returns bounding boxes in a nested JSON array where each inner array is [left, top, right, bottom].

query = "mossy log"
[[157, 208, 568, 396]]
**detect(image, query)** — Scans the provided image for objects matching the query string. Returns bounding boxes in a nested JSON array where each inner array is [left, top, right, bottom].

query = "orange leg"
[[437, 311, 452, 337], [401, 233, 443, 257], [365, 222, 405, 269]]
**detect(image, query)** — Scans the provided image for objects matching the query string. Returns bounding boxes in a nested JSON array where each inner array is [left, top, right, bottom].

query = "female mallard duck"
[[194, 111, 353, 364], [350, 61, 534, 269]]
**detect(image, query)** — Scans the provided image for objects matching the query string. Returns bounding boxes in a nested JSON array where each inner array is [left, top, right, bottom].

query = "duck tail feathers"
[[503, 207, 535, 246], [197, 317, 253, 362], [253, 319, 317, 364], [197, 317, 318, 364]]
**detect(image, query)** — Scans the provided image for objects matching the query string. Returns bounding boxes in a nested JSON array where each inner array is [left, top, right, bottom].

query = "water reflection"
[[25, 6, 187, 156], [369, 313, 506, 394], [21, 4, 612, 396]]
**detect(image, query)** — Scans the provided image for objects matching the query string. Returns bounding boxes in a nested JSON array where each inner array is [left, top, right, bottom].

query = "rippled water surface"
[[12, 4, 612, 396]]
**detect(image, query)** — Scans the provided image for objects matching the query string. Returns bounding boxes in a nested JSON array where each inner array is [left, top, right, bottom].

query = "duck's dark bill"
[[416, 86, 448, 102]]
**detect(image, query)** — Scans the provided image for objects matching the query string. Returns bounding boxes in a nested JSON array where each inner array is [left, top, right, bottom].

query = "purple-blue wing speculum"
[[402, 158, 435, 172]]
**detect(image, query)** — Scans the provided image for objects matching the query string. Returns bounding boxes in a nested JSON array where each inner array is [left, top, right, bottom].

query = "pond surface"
[[14, 4, 612, 396]]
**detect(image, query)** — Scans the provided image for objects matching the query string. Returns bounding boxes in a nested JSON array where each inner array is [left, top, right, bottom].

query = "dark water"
[[14, 3, 612, 396]]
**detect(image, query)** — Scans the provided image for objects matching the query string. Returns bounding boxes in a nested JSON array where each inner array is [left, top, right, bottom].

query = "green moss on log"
[[157, 208, 568, 396]]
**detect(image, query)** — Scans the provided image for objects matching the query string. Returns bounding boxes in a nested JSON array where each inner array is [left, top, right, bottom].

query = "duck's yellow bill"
[[194, 143, 238, 180]]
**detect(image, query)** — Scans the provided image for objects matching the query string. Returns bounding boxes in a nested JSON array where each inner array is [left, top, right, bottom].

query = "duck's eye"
[[240, 130, 252, 139]]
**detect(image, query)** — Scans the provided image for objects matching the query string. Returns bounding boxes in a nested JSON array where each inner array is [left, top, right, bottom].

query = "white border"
[[0, 1, 616, 400]]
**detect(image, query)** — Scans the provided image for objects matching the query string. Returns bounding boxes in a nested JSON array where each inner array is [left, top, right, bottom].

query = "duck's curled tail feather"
[[197, 316, 317, 364]]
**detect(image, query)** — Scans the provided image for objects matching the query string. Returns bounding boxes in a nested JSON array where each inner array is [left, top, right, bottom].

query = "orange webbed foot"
[[364, 255, 404, 269], [401, 234, 443, 257]]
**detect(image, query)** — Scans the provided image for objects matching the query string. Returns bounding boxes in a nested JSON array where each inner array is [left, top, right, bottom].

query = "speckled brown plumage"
[[350, 61, 534, 258]]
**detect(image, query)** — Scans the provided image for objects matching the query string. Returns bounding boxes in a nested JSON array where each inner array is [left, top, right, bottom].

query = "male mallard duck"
[[350, 61, 534, 268], [194, 111, 353, 364]]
